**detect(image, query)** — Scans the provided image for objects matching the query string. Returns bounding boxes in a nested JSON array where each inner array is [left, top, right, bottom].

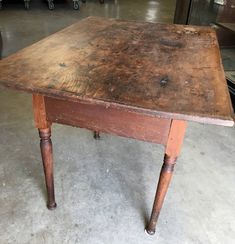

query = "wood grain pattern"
[[45, 97, 171, 145], [33, 94, 51, 129], [165, 120, 187, 157], [0, 17, 233, 126]]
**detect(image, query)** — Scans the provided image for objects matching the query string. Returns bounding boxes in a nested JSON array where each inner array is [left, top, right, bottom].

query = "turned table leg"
[[39, 127, 56, 209], [33, 94, 57, 210], [146, 120, 187, 235]]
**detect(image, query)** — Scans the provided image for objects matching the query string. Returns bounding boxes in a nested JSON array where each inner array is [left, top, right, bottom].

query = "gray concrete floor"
[[0, 1, 235, 244]]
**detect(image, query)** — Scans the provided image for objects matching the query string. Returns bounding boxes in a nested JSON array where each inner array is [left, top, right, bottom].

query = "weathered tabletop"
[[0, 16, 233, 126]]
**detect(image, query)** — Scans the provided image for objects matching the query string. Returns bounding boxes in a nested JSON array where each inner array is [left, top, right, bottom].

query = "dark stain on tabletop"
[[59, 63, 67, 68], [159, 38, 184, 48]]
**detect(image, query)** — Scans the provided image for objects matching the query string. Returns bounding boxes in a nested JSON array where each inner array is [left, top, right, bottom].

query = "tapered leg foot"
[[146, 154, 176, 235], [39, 128, 57, 210], [94, 131, 100, 140], [47, 202, 57, 210], [145, 228, 155, 235]]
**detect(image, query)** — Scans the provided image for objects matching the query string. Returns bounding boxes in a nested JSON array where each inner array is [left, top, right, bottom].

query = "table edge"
[[0, 82, 234, 127]]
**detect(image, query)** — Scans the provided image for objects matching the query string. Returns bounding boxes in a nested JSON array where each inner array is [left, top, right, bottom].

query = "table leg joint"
[[162, 154, 177, 173]]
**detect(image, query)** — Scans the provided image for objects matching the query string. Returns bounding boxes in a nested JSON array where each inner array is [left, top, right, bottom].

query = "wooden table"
[[0, 17, 234, 235]]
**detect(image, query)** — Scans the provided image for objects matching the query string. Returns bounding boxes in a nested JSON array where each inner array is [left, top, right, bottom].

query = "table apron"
[[45, 97, 171, 145]]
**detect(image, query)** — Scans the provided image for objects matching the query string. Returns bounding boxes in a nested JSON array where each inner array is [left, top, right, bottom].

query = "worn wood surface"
[[0, 16, 233, 126], [165, 120, 187, 157], [45, 97, 171, 145]]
